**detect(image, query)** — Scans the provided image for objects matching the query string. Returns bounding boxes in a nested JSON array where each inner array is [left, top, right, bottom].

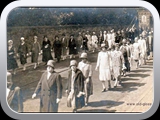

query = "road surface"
[[10, 51, 153, 113]]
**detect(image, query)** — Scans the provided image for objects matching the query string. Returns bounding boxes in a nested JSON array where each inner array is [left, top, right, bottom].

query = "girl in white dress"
[[132, 37, 141, 69], [138, 34, 147, 65], [95, 43, 112, 92], [107, 31, 114, 49], [110, 44, 124, 87]]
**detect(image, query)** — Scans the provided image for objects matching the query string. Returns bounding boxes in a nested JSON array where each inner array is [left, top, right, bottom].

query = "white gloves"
[[56, 98, 61, 103], [32, 93, 61, 103], [32, 93, 36, 99], [77, 91, 85, 97]]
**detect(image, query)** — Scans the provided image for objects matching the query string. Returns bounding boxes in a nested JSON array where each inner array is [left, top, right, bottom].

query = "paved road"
[[11, 52, 153, 113]]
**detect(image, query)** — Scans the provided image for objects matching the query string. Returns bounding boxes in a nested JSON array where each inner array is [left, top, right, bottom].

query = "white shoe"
[[23, 67, 26, 71], [34, 66, 37, 69]]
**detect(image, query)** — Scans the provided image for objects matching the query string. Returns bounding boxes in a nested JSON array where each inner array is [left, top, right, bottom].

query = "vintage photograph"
[[6, 7, 153, 113]]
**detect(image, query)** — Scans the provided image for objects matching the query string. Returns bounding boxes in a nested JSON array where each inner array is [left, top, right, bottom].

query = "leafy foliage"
[[7, 7, 138, 27]]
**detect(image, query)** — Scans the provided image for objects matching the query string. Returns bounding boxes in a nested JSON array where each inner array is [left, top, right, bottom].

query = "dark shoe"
[[101, 88, 106, 92], [108, 87, 112, 91], [73, 109, 77, 113]]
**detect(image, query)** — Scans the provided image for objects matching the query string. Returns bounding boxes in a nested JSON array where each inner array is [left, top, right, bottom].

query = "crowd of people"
[[7, 26, 153, 113]]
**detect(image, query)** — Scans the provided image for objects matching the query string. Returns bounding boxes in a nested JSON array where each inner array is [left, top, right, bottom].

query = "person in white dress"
[[111, 29, 116, 45], [107, 30, 114, 49], [85, 31, 92, 52], [95, 43, 112, 92], [77, 52, 93, 106], [119, 39, 131, 77], [103, 31, 107, 43], [138, 34, 147, 65], [110, 44, 125, 87], [132, 37, 141, 69], [91, 32, 98, 52]]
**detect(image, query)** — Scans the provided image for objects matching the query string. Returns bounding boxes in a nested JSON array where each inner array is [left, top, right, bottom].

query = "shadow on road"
[[126, 74, 150, 78], [121, 78, 139, 81], [108, 82, 146, 93], [130, 69, 151, 73], [88, 100, 124, 108]]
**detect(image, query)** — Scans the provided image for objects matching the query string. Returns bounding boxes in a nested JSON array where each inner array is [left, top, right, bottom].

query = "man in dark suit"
[[7, 72, 23, 112], [32, 60, 62, 112]]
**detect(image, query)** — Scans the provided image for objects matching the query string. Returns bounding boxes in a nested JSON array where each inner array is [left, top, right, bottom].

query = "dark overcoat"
[[7, 84, 23, 112], [68, 38, 77, 55], [146, 35, 153, 52], [34, 71, 62, 112], [7, 46, 18, 70], [17, 43, 28, 65], [31, 42, 41, 63], [41, 40, 53, 62], [65, 69, 85, 109], [53, 40, 62, 60], [61, 37, 68, 55]]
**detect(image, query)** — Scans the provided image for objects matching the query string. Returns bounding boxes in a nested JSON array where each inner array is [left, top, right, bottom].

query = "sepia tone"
[[6, 7, 153, 113]]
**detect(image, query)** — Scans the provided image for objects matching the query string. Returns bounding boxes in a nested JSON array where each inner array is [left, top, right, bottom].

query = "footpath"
[[9, 51, 154, 113]]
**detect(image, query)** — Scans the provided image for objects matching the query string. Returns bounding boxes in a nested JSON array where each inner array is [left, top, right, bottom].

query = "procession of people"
[[7, 26, 153, 113]]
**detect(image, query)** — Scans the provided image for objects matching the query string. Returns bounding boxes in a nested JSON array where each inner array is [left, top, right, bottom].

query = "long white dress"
[[107, 33, 114, 48], [110, 50, 124, 78], [96, 51, 111, 81], [132, 43, 140, 60], [138, 39, 147, 58], [91, 35, 98, 50]]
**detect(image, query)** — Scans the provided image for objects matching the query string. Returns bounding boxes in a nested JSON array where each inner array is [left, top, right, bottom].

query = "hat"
[[21, 37, 24, 40], [70, 60, 77, 67], [122, 39, 127, 43], [80, 52, 87, 59], [8, 40, 13, 44], [47, 60, 55, 68], [7, 72, 12, 83], [115, 43, 119, 47], [101, 43, 107, 48], [111, 29, 114, 32], [7, 72, 13, 88], [34, 36, 38, 39], [7, 71, 12, 80], [134, 37, 138, 40]]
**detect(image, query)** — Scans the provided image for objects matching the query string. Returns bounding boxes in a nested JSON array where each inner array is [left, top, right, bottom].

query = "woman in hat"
[[41, 35, 53, 65], [82, 32, 89, 52], [30, 36, 41, 69], [65, 60, 85, 112], [132, 37, 141, 69], [7, 40, 18, 75], [67, 35, 77, 59], [77, 52, 93, 106], [138, 34, 147, 65], [95, 43, 112, 92], [32, 60, 62, 112], [146, 31, 153, 60], [53, 35, 62, 63], [110, 44, 125, 87], [61, 33, 68, 60], [91, 32, 98, 52], [17, 37, 29, 71], [119, 39, 131, 76], [7, 72, 23, 112], [107, 30, 114, 49]]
